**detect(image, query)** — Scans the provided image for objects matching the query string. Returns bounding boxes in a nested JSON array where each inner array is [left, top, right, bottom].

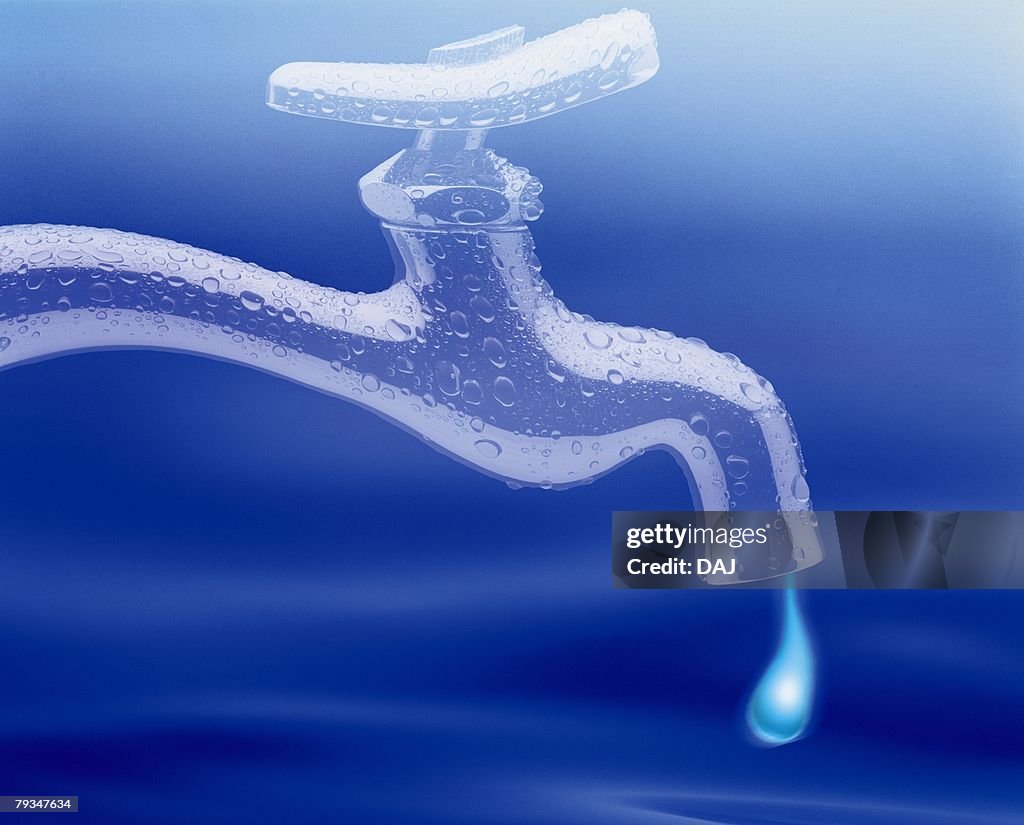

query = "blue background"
[[1, 1, 1022, 822]]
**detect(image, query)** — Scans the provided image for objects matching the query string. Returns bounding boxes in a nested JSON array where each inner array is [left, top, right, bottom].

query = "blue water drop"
[[746, 586, 815, 745]]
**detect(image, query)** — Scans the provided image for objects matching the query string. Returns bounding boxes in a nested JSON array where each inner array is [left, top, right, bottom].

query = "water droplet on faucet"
[[483, 336, 507, 367], [474, 439, 501, 458], [584, 328, 612, 349], [436, 359, 461, 396], [792, 474, 811, 504], [493, 375, 516, 407], [240, 290, 264, 311]]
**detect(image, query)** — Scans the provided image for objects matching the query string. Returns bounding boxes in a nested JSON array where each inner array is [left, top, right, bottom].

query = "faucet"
[[0, 10, 822, 583]]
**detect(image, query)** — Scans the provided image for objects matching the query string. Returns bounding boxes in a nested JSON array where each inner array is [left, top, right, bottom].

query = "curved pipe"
[[0, 222, 821, 582]]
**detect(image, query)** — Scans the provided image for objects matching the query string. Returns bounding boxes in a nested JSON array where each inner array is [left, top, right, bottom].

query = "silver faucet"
[[0, 11, 823, 583]]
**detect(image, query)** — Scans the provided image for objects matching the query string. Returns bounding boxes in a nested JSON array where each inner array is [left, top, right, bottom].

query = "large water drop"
[[746, 587, 815, 746]]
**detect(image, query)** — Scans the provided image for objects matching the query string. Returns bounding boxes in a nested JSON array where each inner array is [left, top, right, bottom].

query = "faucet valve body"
[[291, 13, 656, 232], [359, 144, 543, 230]]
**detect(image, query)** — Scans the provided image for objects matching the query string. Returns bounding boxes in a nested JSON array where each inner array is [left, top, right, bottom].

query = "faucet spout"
[[0, 217, 822, 583]]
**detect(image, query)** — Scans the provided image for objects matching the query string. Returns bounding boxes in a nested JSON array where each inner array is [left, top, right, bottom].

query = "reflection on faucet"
[[0, 10, 822, 583]]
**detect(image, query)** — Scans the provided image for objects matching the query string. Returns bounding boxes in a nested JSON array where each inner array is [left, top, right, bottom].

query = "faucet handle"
[[266, 9, 658, 130]]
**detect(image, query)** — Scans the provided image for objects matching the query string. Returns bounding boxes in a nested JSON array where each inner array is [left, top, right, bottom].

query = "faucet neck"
[[385, 222, 550, 320], [413, 129, 488, 153]]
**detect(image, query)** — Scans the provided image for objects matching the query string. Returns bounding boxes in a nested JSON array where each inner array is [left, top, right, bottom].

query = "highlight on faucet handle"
[[266, 9, 659, 130]]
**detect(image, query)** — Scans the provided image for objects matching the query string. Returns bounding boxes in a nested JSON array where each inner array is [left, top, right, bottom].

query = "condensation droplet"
[[688, 414, 710, 437], [436, 359, 461, 396], [450, 310, 470, 338], [462, 379, 483, 405], [741, 382, 763, 405], [474, 439, 502, 459], [493, 375, 516, 407], [240, 290, 264, 311], [483, 336, 506, 367], [470, 294, 495, 322], [792, 475, 811, 504], [89, 282, 113, 304], [726, 455, 750, 479], [386, 319, 412, 340]]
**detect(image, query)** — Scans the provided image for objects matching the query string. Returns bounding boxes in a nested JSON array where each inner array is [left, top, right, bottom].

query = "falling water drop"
[[746, 586, 815, 746]]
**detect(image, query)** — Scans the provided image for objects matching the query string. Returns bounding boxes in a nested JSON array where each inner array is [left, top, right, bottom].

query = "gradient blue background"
[[1, 1, 1022, 822]]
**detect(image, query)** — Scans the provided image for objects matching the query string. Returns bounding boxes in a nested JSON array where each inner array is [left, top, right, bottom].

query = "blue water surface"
[[1, 1, 1022, 822]]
